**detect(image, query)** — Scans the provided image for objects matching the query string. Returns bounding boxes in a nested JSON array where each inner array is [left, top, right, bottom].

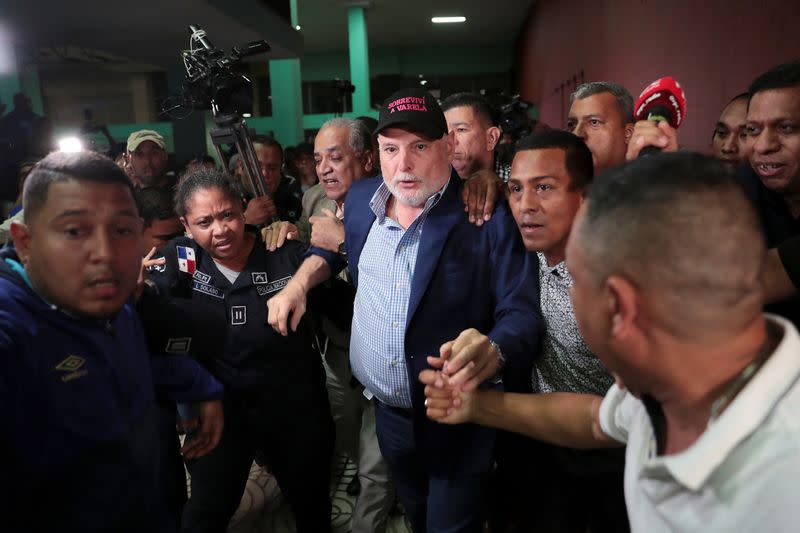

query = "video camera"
[[498, 95, 533, 139], [180, 25, 269, 119], [172, 25, 273, 202]]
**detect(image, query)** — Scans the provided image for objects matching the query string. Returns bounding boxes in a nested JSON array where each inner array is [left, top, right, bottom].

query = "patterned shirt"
[[495, 158, 512, 183], [350, 180, 448, 408], [532, 252, 613, 395]]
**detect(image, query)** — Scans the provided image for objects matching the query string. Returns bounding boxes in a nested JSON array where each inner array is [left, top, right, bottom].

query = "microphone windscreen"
[[634, 77, 687, 128]]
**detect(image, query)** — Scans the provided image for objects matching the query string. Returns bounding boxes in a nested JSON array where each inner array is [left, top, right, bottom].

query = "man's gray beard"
[[386, 172, 435, 207]]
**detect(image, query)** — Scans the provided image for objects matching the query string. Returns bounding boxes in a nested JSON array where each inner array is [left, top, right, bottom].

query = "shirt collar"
[[368, 172, 451, 223], [537, 252, 570, 280], [645, 315, 800, 490]]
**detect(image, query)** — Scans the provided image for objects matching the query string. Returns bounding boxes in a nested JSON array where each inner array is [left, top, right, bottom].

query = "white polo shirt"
[[599, 315, 800, 532]]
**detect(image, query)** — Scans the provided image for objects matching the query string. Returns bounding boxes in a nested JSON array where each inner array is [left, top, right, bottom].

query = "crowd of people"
[[1, 58, 800, 533]]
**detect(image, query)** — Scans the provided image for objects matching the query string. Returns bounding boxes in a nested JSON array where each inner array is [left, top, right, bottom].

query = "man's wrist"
[[489, 339, 505, 382]]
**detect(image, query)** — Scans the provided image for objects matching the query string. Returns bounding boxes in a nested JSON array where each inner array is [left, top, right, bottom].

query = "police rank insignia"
[[231, 306, 247, 325]]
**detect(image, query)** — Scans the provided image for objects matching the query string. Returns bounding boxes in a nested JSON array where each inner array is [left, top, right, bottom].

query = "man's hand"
[[419, 365, 476, 424], [309, 208, 345, 253], [462, 169, 502, 226], [436, 328, 500, 391], [262, 221, 298, 251], [244, 195, 278, 225], [135, 247, 165, 302], [625, 120, 679, 160], [267, 281, 308, 336], [180, 399, 224, 459]]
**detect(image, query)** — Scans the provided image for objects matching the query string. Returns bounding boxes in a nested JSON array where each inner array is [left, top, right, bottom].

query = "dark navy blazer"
[[312, 170, 542, 476]]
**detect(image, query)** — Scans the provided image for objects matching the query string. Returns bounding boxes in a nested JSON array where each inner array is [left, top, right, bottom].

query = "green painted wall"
[[269, 59, 304, 146], [348, 7, 371, 116]]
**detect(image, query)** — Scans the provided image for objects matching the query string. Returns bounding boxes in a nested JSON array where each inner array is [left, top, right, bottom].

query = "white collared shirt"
[[599, 315, 800, 532]]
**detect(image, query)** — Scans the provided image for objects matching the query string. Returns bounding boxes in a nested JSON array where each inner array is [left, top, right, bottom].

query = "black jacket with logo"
[[140, 232, 320, 394]]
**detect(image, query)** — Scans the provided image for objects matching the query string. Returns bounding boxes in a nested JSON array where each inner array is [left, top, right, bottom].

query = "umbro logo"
[[55, 355, 88, 382]]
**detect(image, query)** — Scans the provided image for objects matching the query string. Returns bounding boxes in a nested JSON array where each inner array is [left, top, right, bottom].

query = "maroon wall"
[[515, 0, 800, 150]]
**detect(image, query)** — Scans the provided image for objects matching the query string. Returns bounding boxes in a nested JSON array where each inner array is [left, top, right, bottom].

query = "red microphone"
[[634, 77, 687, 156]]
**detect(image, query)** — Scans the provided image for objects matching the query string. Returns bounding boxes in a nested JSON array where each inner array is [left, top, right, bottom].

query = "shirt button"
[[395, 283, 401, 289], [393, 322, 399, 329], [395, 391, 402, 397]]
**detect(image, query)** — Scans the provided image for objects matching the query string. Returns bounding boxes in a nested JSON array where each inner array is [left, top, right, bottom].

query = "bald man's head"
[[569, 152, 765, 339]]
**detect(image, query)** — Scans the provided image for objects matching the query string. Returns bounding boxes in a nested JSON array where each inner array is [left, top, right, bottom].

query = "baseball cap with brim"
[[127, 130, 167, 152], [374, 88, 447, 140]]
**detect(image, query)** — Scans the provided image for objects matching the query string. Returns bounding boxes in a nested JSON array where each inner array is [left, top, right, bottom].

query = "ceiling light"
[[432, 16, 466, 24], [242, 113, 252, 118]]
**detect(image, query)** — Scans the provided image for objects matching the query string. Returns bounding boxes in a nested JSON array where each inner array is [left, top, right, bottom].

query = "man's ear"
[[486, 126, 501, 152], [605, 274, 639, 341], [362, 150, 374, 172], [10, 220, 32, 266], [445, 130, 456, 161], [623, 123, 635, 145]]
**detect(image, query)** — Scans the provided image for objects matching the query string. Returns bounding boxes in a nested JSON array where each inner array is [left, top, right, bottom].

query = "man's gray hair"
[[320, 118, 372, 156], [571, 81, 634, 124]]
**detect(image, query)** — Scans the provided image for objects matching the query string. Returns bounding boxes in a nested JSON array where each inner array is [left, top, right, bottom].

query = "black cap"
[[374, 88, 447, 140]]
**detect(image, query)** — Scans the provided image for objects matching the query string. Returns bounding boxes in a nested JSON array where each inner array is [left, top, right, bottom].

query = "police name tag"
[[257, 275, 291, 296], [193, 270, 212, 284], [192, 280, 224, 299]]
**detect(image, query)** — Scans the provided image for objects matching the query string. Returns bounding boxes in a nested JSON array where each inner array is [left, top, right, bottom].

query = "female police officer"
[[141, 168, 334, 533]]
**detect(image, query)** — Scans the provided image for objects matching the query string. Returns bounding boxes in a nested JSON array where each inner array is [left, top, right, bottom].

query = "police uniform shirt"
[[143, 230, 315, 393]]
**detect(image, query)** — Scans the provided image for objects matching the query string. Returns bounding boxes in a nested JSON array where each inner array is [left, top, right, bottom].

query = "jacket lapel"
[[345, 179, 380, 287], [406, 170, 463, 323]]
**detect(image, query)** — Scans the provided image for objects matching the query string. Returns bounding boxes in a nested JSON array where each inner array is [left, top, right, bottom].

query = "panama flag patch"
[[176, 246, 196, 274]]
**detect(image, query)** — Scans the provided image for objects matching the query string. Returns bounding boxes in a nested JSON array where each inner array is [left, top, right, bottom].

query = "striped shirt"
[[350, 180, 449, 408]]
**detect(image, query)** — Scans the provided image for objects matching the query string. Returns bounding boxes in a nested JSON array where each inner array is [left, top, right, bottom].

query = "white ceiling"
[[3, 0, 304, 70], [297, 0, 535, 53], [3, 0, 534, 71]]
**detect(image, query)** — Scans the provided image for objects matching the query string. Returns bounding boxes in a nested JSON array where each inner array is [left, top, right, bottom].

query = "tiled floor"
[[216, 454, 411, 533]]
